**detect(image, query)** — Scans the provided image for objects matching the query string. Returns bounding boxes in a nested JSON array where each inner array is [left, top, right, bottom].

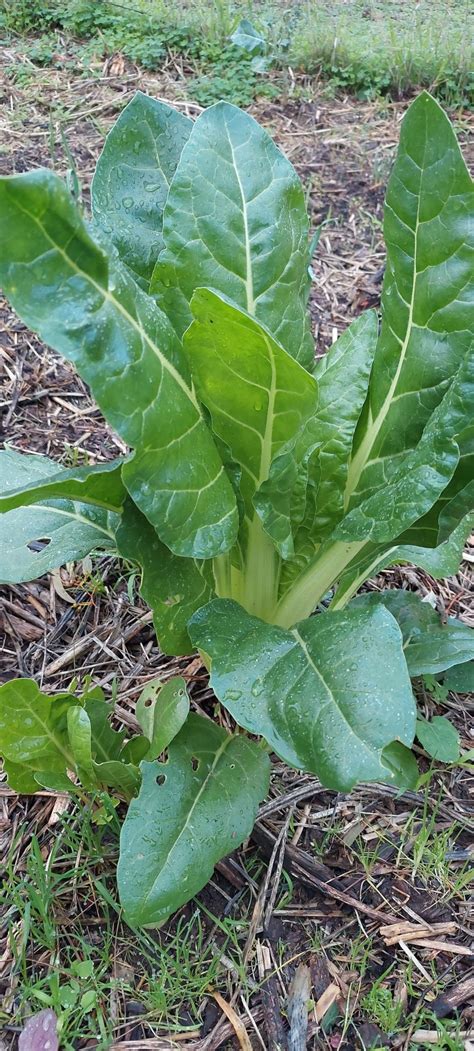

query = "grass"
[[2, 796, 253, 1046], [0, 0, 472, 108]]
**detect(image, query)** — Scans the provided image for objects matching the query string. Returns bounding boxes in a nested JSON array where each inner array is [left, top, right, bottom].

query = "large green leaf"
[[185, 288, 317, 529], [351, 590, 474, 676], [0, 449, 119, 583], [346, 92, 474, 509], [116, 500, 214, 655], [152, 101, 314, 367], [0, 170, 238, 559], [92, 92, 192, 286], [136, 677, 190, 759], [189, 599, 416, 791], [118, 713, 270, 926]]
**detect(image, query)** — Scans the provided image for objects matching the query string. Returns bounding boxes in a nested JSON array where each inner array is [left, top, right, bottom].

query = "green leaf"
[[118, 713, 270, 926], [185, 288, 317, 532], [0, 169, 238, 559], [0, 678, 75, 769], [92, 92, 192, 286], [309, 311, 378, 538], [0, 450, 119, 583], [230, 19, 266, 55], [336, 350, 474, 544], [380, 741, 419, 790], [2, 758, 48, 794], [189, 600, 416, 791], [351, 590, 474, 676], [78, 693, 140, 796], [443, 661, 474, 693], [0, 448, 126, 512], [334, 506, 474, 610], [116, 500, 214, 655], [268, 311, 378, 564], [67, 707, 98, 788], [416, 716, 460, 762], [91, 759, 141, 797], [346, 92, 474, 511], [136, 677, 190, 759], [152, 101, 314, 367], [84, 693, 126, 762]]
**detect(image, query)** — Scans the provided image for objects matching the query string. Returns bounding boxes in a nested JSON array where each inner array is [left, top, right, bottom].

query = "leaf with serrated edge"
[[351, 590, 474, 676], [136, 677, 190, 759], [118, 713, 270, 926], [0, 170, 238, 559], [189, 599, 416, 791], [92, 92, 192, 286], [116, 500, 214, 655], [152, 101, 314, 367]]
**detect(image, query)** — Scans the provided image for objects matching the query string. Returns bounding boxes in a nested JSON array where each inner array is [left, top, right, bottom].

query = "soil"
[[0, 39, 473, 1051]]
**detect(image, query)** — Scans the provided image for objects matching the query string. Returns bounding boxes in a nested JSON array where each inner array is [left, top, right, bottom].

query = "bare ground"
[[0, 38, 473, 1051]]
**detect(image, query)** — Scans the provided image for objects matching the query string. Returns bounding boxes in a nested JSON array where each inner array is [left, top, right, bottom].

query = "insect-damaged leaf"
[[118, 714, 270, 926], [0, 450, 120, 583]]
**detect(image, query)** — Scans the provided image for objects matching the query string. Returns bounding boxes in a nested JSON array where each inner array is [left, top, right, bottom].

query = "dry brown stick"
[[257, 942, 286, 1051], [253, 824, 400, 925], [430, 975, 474, 1018]]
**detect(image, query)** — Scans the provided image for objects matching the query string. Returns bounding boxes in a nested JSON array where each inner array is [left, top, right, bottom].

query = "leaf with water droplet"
[[92, 91, 192, 286], [189, 599, 416, 791], [118, 713, 269, 926]]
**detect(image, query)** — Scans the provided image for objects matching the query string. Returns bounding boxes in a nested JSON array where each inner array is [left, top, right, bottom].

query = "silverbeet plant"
[[0, 91, 473, 928]]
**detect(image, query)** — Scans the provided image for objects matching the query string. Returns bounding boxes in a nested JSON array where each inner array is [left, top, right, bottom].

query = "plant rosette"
[[0, 90, 472, 926]]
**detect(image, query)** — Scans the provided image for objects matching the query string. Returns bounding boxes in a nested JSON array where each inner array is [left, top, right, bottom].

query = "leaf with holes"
[[0, 449, 121, 583], [118, 713, 270, 926], [136, 677, 190, 760]]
